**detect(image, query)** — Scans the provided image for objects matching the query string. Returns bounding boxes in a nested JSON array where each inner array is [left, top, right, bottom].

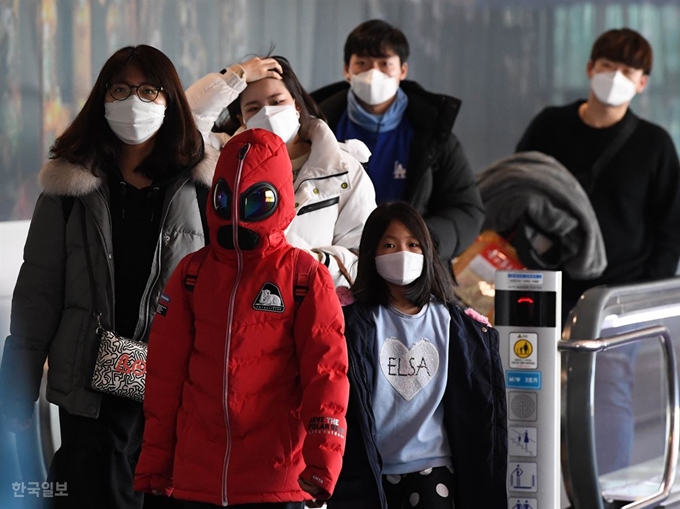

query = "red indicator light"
[[517, 297, 534, 304]]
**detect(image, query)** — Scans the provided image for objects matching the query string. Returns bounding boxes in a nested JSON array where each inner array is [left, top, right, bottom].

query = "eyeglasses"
[[106, 82, 163, 103], [213, 179, 278, 222]]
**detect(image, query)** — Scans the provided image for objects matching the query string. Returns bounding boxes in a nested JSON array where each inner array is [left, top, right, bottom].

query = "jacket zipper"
[[222, 142, 250, 506], [348, 327, 387, 508], [136, 239, 163, 340], [136, 178, 188, 341], [483, 324, 501, 477], [89, 189, 116, 329], [296, 196, 340, 216]]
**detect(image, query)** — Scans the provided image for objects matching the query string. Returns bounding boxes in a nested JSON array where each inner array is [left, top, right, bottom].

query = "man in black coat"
[[311, 19, 484, 267], [517, 28, 680, 476], [517, 28, 680, 313]]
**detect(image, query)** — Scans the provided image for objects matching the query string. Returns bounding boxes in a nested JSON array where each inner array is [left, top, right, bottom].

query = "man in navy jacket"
[[312, 19, 484, 268]]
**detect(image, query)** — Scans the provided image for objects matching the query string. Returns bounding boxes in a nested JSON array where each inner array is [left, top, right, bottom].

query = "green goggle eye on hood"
[[213, 179, 279, 223]]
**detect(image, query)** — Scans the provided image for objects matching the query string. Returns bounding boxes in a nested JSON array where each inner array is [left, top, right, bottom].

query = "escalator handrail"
[[558, 325, 679, 509]]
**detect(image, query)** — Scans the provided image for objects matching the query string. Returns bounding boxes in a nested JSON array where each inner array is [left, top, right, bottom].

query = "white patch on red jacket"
[[308, 416, 346, 439], [465, 307, 491, 326]]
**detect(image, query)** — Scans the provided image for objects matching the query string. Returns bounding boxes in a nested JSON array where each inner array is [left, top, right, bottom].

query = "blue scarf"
[[337, 87, 414, 204], [347, 87, 409, 133]]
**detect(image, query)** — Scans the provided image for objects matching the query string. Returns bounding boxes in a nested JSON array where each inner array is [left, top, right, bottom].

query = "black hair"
[[352, 201, 457, 308], [590, 28, 653, 75], [51, 45, 203, 178], [343, 19, 410, 66], [224, 55, 326, 140]]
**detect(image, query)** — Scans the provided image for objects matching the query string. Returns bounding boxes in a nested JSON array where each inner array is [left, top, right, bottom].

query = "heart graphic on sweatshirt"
[[379, 338, 440, 401]]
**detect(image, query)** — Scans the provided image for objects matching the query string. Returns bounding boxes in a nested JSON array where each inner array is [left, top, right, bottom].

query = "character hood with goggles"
[[210, 128, 296, 255]]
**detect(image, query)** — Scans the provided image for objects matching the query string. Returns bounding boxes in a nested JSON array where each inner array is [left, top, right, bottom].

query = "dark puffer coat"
[[328, 301, 507, 509], [312, 80, 485, 264]]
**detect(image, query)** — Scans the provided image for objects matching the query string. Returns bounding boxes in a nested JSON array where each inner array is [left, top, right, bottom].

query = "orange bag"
[[452, 230, 524, 324]]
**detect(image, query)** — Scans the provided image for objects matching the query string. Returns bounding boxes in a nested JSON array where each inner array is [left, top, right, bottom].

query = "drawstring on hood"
[[148, 186, 160, 222], [116, 181, 161, 222]]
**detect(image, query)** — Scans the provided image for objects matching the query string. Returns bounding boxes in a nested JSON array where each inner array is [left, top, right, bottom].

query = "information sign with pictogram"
[[509, 332, 538, 369]]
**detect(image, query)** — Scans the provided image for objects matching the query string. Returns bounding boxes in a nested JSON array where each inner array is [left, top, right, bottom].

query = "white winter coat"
[[186, 71, 377, 286]]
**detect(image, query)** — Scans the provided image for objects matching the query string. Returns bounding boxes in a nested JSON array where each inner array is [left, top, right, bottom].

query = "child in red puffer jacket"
[[135, 128, 349, 508]]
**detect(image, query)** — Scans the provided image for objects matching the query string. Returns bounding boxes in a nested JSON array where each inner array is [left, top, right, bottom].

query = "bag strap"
[[184, 247, 210, 292], [79, 201, 103, 329], [182, 248, 316, 311], [311, 249, 354, 285], [331, 253, 354, 286], [586, 113, 639, 194], [294, 250, 318, 306], [195, 183, 210, 245]]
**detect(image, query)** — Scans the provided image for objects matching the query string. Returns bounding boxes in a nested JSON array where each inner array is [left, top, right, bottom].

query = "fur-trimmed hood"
[[38, 145, 219, 196]]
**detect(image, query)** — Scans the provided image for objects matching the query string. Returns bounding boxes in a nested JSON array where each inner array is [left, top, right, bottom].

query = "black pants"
[[45, 395, 145, 509]]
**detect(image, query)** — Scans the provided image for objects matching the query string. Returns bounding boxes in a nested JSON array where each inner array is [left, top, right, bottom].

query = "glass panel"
[[594, 315, 680, 501]]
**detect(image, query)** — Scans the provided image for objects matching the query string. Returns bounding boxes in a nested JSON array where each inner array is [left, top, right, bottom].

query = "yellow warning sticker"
[[514, 339, 533, 358], [509, 332, 538, 369]]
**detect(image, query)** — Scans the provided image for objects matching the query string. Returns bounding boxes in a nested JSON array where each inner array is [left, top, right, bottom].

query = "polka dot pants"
[[382, 466, 455, 509]]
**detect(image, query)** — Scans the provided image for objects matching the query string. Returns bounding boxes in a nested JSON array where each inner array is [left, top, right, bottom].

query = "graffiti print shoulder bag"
[[80, 203, 147, 402]]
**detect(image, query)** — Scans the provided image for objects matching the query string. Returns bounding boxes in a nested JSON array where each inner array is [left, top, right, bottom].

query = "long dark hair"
[[352, 202, 457, 308], [50, 45, 203, 179], [224, 55, 326, 140]]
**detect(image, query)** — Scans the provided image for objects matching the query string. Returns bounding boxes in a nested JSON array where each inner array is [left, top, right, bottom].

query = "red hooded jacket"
[[134, 129, 349, 505]]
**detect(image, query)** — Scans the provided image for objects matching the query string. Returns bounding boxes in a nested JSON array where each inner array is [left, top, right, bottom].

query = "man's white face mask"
[[350, 69, 400, 106], [245, 104, 300, 144], [105, 95, 166, 145], [590, 70, 637, 107], [375, 251, 424, 286]]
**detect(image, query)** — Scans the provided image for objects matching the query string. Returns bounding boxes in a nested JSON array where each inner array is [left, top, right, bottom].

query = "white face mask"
[[245, 104, 300, 144], [375, 251, 424, 286], [590, 70, 637, 107], [104, 95, 166, 145], [350, 69, 400, 106]]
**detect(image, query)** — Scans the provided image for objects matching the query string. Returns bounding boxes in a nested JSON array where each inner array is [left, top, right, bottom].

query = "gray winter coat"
[[0, 148, 218, 419], [477, 151, 607, 280]]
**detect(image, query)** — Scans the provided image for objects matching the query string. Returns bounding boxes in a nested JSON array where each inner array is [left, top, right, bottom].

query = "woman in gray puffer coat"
[[0, 45, 217, 509]]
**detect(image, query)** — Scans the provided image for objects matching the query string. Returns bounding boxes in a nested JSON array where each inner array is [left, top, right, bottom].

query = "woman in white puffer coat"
[[186, 55, 376, 286]]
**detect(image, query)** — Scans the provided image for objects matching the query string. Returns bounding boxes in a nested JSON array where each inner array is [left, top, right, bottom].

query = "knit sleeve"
[[516, 107, 551, 153], [644, 129, 680, 279]]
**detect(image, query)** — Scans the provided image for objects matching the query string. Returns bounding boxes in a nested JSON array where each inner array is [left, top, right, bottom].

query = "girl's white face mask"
[[375, 251, 424, 286], [104, 95, 166, 145], [245, 104, 300, 144], [590, 70, 637, 107], [350, 69, 400, 106]]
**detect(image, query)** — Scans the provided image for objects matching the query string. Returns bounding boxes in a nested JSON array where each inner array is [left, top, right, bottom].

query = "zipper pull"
[[238, 143, 250, 160]]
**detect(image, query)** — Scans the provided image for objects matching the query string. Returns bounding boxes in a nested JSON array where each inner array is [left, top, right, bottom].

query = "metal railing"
[[559, 326, 679, 509], [560, 278, 680, 509]]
